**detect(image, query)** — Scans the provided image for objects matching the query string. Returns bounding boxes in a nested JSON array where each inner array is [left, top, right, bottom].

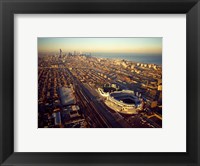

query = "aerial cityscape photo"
[[38, 37, 162, 128]]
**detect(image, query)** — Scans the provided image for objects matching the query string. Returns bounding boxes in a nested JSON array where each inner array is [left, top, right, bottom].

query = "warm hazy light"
[[38, 37, 162, 55]]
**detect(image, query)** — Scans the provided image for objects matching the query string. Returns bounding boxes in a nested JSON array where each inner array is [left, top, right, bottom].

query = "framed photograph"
[[0, 0, 199, 165]]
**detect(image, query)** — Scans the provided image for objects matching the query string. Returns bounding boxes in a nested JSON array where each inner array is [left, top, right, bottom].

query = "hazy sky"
[[38, 37, 162, 54]]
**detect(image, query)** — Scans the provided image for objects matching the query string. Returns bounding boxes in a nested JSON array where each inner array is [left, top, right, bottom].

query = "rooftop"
[[58, 87, 76, 106]]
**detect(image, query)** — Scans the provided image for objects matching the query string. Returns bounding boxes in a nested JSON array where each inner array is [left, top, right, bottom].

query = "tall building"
[[59, 49, 62, 58]]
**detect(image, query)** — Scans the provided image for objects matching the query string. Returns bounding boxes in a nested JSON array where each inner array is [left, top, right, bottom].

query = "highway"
[[75, 85, 110, 127], [79, 83, 122, 128], [66, 68, 123, 128]]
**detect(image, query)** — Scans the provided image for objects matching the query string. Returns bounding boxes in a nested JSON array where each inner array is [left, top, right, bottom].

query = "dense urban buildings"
[[38, 38, 162, 128]]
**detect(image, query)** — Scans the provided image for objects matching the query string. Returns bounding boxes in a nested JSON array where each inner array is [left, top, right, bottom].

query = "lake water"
[[91, 53, 162, 65]]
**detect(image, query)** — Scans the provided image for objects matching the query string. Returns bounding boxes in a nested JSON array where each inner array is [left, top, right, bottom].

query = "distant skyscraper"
[[59, 49, 62, 58]]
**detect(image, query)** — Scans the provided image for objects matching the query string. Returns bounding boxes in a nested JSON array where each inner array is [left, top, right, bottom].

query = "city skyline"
[[38, 37, 162, 55]]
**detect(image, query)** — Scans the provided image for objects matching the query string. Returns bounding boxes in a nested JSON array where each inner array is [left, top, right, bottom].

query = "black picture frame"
[[0, 0, 200, 165]]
